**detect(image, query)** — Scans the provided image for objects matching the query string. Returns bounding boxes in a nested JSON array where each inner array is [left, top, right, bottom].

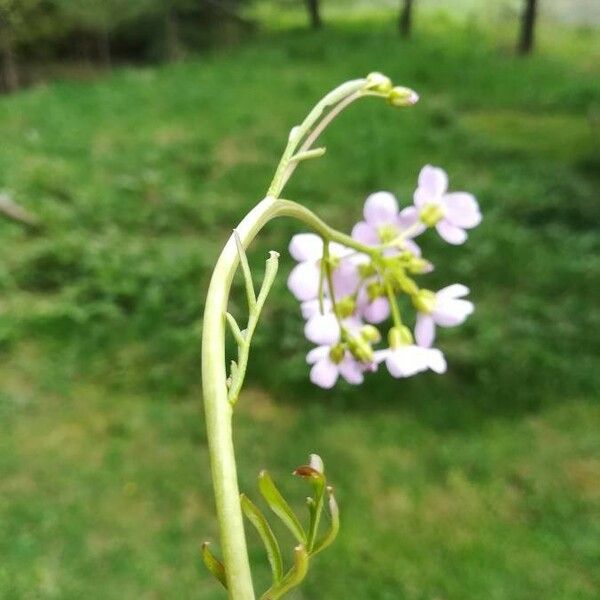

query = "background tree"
[[304, 0, 321, 29], [518, 0, 538, 54], [398, 0, 414, 38]]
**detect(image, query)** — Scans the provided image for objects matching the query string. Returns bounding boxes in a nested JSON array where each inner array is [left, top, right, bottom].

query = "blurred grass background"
[[1, 1, 599, 598]]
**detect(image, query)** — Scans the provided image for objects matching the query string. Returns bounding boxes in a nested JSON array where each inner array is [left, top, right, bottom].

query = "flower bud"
[[360, 324, 381, 343], [388, 325, 413, 349], [388, 86, 419, 107], [407, 256, 434, 274], [337, 296, 356, 319], [329, 343, 346, 364], [412, 289, 436, 314], [366, 281, 385, 301], [347, 335, 374, 363], [365, 72, 392, 93], [398, 275, 419, 296]]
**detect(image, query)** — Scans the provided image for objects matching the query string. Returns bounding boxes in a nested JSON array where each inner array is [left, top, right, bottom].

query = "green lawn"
[[1, 14, 599, 600]]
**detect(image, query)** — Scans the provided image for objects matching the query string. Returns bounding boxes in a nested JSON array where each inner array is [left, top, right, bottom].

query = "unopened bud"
[[367, 281, 385, 301], [398, 276, 419, 296], [388, 86, 419, 107], [365, 71, 392, 93], [412, 289, 436, 314], [408, 256, 434, 274], [347, 335, 374, 363], [388, 325, 413, 349], [329, 343, 346, 364], [337, 296, 356, 319], [360, 324, 381, 343]]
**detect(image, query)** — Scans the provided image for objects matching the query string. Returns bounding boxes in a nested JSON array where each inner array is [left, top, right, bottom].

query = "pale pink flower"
[[307, 345, 370, 389], [415, 284, 474, 347], [400, 165, 481, 245], [356, 284, 390, 324], [352, 191, 421, 255], [374, 344, 447, 378], [287, 234, 360, 302]]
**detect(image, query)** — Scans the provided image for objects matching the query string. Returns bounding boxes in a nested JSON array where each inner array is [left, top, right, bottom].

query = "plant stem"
[[202, 198, 376, 599]]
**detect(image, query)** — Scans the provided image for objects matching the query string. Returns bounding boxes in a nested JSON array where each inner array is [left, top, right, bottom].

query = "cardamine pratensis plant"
[[201, 73, 481, 599]]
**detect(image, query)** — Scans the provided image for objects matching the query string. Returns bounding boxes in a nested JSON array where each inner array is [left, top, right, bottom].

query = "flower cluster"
[[287, 165, 481, 388]]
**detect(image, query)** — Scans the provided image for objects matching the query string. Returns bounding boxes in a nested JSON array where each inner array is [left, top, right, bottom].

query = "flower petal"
[[351, 221, 379, 245], [435, 219, 468, 245], [443, 192, 482, 229], [437, 284, 470, 299], [433, 298, 474, 327], [306, 345, 330, 364], [415, 313, 436, 347], [338, 356, 364, 385], [289, 233, 323, 262], [424, 348, 447, 374], [310, 359, 339, 389], [398, 206, 419, 230], [331, 259, 361, 297], [363, 191, 399, 226], [301, 298, 331, 320], [386, 346, 423, 378], [304, 313, 341, 345], [416, 165, 448, 205], [287, 261, 321, 301]]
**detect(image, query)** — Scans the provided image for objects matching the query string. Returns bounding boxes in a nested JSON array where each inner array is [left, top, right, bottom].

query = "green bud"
[[407, 256, 433, 274], [360, 324, 381, 343], [329, 343, 346, 364], [365, 72, 392, 93], [420, 203, 444, 227], [388, 86, 419, 107], [367, 281, 385, 301], [337, 296, 356, 319], [412, 289, 436, 314], [347, 335, 374, 363], [358, 262, 377, 278], [398, 276, 419, 296]]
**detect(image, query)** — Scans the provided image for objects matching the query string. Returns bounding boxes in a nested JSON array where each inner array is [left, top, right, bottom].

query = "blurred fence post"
[[305, 0, 322, 29], [399, 0, 414, 38], [518, 0, 538, 55]]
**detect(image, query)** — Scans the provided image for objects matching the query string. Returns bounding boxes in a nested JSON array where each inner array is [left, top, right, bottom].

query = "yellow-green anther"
[[329, 343, 346, 364], [360, 325, 381, 343], [347, 335, 374, 363], [388, 325, 413, 349], [420, 203, 444, 227], [412, 289, 436, 313], [365, 71, 392, 93], [388, 86, 419, 107], [337, 296, 356, 319], [377, 223, 399, 244]]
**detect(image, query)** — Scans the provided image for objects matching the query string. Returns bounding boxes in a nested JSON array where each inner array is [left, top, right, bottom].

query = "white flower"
[[307, 345, 371, 389], [287, 233, 360, 302], [400, 165, 481, 245], [374, 344, 447, 378], [352, 191, 421, 255], [414, 284, 474, 347]]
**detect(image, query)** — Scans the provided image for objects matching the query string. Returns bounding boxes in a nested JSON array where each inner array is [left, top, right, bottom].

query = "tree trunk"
[[165, 9, 183, 61], [305, 0, 322, 30], [399, 0, 414, 38], [518, 0, 538, 55], [0, 20, 19, 93]]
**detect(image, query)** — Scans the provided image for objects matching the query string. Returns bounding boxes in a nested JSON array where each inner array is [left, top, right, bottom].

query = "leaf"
[[260, 545, 309, 600], [312, 486, 340, 556], [201, 542, 227, 590], [241, 494, 283, 584], [258, 470, 306, 544], [234, 230, 256, 312]]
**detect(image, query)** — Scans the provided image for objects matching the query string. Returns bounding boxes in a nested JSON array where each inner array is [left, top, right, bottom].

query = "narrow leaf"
[[201, 542, 227, 589], [258, 470, 306, 544], [312, 486, 340, 556], [225, 312, 246, 347], [241, 494, 283, 584], [234, 230, 256, 311], [260, 545, 309, 600]]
